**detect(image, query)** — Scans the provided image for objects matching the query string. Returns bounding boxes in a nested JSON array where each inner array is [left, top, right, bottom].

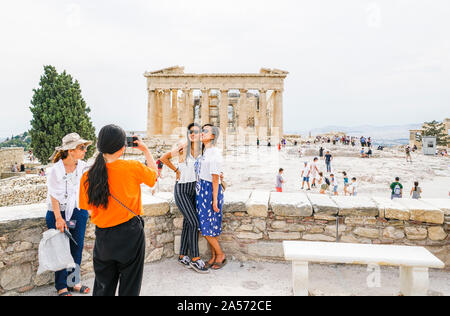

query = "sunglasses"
[[189, 130, 200, 135], [77, 145, 87, 151], [202, 128, 211, 134]]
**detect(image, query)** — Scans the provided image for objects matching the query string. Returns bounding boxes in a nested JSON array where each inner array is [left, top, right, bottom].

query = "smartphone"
[[126, 136, 138, 147]]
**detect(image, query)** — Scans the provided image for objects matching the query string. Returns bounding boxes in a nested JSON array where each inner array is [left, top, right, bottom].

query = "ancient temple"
[[144, 66, 288, 147]]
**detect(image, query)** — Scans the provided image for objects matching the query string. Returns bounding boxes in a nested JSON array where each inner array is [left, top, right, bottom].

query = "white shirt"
[[310, 162, 318, 175], [177, 153, 197, 184], [331, 177, 338, 186], [197, 147, 223, 183], [302, 165, 310, 176], [350, 182, 358, 193], [46, 159, 89, 221]]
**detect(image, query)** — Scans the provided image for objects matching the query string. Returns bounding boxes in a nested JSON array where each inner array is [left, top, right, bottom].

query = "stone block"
[[268, 232, 301, 240], [236, 232, 263, 240], [246, 191, 270, 218], [307, 193, 339, 215], [421, 199, 450, 216], [271, 221, 287, 230], [405, 227, 428, 240], [270, 192, 313, 217], [353, 227, 380, 239], [223, 190, 251, 213], [145, 248, 163, 263], [428, 227, 447, 241], [398, 199, 444, 224], [382, 226, 405, 240], [372, 197, 410, 221], [344, 216, 377, 226], [142, 194, 170, 217], [0, 263, 32, 291], [248, 242, 284, 258], [301, 234, 336, 242], [331, 196, 379, 217]]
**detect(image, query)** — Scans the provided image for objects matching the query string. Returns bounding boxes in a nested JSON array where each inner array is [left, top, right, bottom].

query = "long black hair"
[[85, 124, 126, 209], [201, 123, 220, 154]]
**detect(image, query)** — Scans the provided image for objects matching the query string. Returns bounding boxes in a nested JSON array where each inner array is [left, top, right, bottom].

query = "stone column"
[[181, 89, 193, 129], [162, 89, 171, 136], [171, 89, 179, 133], [238, 89, 248, 131], [220, 90, 229, 152], [273, 89, 284, 139], [147, 89, 156, 137], [155, 89, 163, 135], [258, 89, 268, 140], [201, 89, 210, 126]]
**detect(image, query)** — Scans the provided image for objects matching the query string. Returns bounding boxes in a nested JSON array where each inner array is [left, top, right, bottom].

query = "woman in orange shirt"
[[79, 124, 157, 296]]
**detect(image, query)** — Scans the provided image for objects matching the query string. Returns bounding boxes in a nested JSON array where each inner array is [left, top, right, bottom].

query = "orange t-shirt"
[[79, 160, 157, 228]]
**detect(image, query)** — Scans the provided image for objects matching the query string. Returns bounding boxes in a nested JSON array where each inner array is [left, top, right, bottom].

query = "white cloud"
[[0, 0, 449, 137]]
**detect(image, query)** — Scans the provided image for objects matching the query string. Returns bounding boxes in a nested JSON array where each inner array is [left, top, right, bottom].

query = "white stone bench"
[[283, 241, 445, 296]]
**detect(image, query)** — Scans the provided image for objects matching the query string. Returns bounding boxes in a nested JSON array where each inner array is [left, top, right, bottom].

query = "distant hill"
[[0, 132, 31, 149], [287, 124, 421, 140]]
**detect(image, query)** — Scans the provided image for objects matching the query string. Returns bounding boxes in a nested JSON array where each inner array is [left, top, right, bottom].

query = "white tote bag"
[[37, 229, 76, 275]]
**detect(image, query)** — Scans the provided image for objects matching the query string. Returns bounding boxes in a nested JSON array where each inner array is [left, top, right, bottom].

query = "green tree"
[[29, 65, 97, 163], [422, 120, 449, 146]]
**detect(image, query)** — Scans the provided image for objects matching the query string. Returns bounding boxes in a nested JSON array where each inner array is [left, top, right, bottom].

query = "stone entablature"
[[0, 192, 448, 295], [144, 66, 288, 148]]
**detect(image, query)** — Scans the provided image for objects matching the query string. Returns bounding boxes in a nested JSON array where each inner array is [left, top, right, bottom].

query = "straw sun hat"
[[49, 133, 93, 161]]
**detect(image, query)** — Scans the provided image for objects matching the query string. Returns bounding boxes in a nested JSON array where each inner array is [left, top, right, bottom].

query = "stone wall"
[[0, 147, 24, 173], [0, 176, 47, 207], [0, 191, 448, 295]]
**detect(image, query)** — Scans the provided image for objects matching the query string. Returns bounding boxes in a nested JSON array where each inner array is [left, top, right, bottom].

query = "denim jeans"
[[46, 208, 89, 291], [326, 162, 331, 173]]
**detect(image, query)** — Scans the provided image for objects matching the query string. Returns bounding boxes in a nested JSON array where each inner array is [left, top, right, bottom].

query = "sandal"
[[68, 285, 90, 294], [58, 291, 72, 297], [211, 258, 228, 270]]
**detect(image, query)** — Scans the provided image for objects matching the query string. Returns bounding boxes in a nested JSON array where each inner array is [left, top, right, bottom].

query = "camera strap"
[[110, 193, 144, 227]]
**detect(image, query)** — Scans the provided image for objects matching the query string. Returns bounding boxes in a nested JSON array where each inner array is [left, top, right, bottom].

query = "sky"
[[0, 0, 449, 138]]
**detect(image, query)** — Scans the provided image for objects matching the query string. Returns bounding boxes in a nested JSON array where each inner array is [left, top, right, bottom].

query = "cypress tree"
[[29, 65, 97, 163], [423, 120, 449, 147]]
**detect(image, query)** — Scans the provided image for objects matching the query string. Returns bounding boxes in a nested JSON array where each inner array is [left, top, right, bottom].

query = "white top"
[[46, 159, 89, 221], [331, 177, 338, 186], [177, 153, 197, 184], [283, 241, 444, 268], [350, 182, 358, 193], [302, 164, 310, 176], [197, 147, 223, 183]]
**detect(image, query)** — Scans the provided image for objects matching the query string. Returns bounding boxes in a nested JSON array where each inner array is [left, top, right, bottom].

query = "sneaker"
[[189, 259, 210, 274], [178, 256, 191, 268]]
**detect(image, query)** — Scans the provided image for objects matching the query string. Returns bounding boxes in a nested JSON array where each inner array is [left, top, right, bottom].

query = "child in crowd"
[[343, 172, 349, 195], [330, 174, 338, 196], [276, 168, 284, 192], [350, 178, 357, 196]]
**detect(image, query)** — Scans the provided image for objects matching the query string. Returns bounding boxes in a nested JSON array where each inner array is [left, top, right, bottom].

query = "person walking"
[[160, 123, 208, 273], [324, 151, 332, 173], [405, 146, 412, 163], [46, 133, 92, 296], [310, 157, 320, 188], [390, 177, 403, 200], [195, 124, 226, 270], [410, 181, 422, 199], [342, 171, 349, 196], [276, 168, 285, 192], [350, 177, 358, 196], [79, 125, 158, 296]]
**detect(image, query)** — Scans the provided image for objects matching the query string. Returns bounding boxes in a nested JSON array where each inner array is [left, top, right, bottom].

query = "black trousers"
[[174, 181, 200, 259], [93, 216, 145, 296]]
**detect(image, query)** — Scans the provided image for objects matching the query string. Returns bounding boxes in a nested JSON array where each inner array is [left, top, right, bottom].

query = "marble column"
[[238, 89, 248, 131], [258, 89, 268, 139], [155, 89, 163, 135], [220, 90, 229, 151], [273, 89, 284, 138], [147, 89, 156, 137], [201, 89, 210, 126], [171, 89, 179, 133], [181, 89, 192, 128], [162, 89, 171, 135]]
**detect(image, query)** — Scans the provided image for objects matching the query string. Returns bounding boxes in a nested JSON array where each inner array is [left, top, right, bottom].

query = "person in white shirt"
[[350, 177, 358, 196], [301, 162, 311, 190], [195, 124, 226, 270], [310, 157, 320, 188], [46, 133, 92, 296], [160, 123, 209, 274]]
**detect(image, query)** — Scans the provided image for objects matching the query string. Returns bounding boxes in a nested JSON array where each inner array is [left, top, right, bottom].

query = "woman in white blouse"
[[160, 123, 209, 273], [46, 133, 92, 296], [195, 124, 226, 270]]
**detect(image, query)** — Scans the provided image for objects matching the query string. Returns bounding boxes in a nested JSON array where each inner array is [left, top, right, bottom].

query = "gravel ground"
[[21, 259, 450, 296]]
